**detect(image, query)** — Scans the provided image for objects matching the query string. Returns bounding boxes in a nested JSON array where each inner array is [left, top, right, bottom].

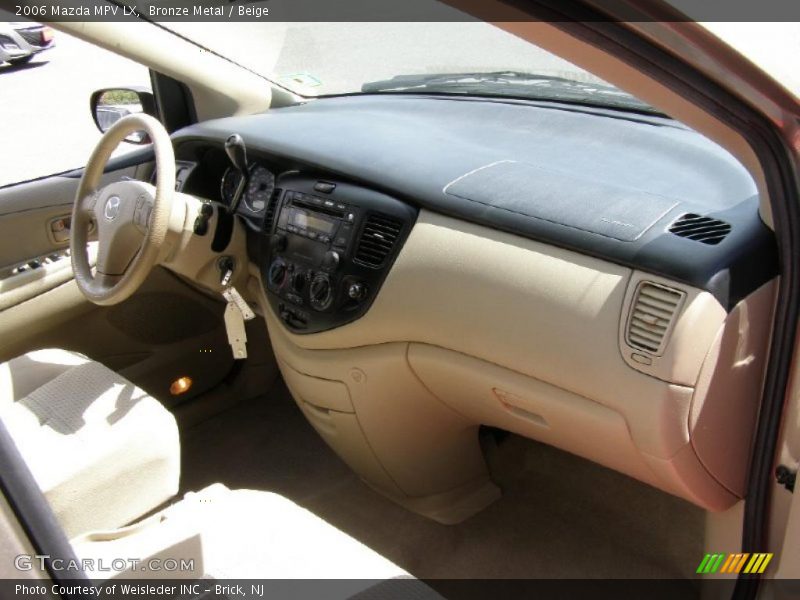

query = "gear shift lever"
[[224, 133, 249, 214], [225, 134, 248, 172]]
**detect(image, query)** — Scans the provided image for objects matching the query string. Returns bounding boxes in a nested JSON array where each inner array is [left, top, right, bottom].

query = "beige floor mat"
[[180, 380, 703, 585]]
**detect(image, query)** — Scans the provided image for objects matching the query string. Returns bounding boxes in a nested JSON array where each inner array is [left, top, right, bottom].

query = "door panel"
[[0, 158, 153, 266], [0, 159, 245, 408], [0, 174, 111, 272], [0, 161, 145, 320]]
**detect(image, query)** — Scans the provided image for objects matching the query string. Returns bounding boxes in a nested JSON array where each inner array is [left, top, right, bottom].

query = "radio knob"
[[267, 259, 288, 289], [321, 250, 340, 272], [309, 273, 333, 311], [348, 282, 367, 302]]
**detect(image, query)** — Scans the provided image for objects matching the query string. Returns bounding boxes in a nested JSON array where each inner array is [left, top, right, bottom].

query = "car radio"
[[278, 193, 357, 247], [261, 175, 417, 334]]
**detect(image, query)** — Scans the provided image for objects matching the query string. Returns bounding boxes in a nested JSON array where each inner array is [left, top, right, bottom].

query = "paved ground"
[[0, 32, 150, 187]]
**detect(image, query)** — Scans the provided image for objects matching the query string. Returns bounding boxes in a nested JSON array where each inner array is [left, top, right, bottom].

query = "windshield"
[[166, 22, 657, 113]]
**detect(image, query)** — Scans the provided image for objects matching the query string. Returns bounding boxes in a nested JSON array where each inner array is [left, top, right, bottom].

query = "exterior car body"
[[0, 22, 53, 65]]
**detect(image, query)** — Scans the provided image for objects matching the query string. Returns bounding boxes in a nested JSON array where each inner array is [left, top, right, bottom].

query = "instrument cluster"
[[220, 164, 276, 214]]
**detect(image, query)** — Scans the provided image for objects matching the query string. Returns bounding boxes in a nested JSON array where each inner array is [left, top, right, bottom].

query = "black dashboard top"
[[172, 94, 777, 309]]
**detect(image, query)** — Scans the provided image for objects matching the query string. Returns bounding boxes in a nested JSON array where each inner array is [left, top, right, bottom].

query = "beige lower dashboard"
[[249, 209, 776, 522]]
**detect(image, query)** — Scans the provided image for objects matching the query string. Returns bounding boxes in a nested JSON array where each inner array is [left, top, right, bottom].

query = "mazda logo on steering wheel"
[[104, 195, 121, 221]]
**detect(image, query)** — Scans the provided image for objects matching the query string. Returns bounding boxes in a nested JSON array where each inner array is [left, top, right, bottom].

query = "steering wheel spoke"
[[77, 189, 100, 218], [71, 114, 175, 306]]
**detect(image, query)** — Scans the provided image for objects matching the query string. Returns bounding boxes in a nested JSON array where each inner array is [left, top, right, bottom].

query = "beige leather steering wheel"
[[71, 113, 175, 306]]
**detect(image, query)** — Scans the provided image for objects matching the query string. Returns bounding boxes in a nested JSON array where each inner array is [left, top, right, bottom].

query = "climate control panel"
[[260, 174, 417, 333]]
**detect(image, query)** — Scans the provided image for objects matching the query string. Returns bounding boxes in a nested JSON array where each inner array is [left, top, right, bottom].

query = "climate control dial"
[[267, 258, 288, 289], [309, 273, 334, 311]]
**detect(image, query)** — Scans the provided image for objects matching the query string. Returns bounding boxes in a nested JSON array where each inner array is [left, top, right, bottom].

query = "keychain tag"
[[224, 302, 248, 360]]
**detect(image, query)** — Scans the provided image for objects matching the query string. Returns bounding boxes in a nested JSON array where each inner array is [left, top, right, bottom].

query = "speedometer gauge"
[[245, 166, 275, 212], [220, 164, 275, 212]]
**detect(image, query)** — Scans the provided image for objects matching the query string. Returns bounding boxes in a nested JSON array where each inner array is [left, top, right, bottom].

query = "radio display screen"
[[290, 209, 335, 234]]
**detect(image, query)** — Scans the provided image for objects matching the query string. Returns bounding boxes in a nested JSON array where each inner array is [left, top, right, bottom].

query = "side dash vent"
[[626, 282, 685, 355], [264, 188, 282, 233], [354, 213, 403, 268], [669, 213, 731, 245]]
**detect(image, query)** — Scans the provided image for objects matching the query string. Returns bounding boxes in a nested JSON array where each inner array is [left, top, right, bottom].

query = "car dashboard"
[[166, 93, 778, 522]]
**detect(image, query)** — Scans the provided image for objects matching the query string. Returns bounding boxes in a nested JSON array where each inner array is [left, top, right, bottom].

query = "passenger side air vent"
[[264, 188, 282, 233], [669, 213, 731, 245], [354, 213, 403, 267], [626, 282, 685, 355]]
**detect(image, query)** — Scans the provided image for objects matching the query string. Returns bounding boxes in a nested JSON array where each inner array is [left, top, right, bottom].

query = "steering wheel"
[[71, 113, 176, 306]]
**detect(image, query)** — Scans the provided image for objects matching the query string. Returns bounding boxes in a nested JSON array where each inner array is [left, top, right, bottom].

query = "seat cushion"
[[164, 485, 410, 579], [0, 348, 180, 539], [73, 484, 442, 598], [0, 348, 90, 402]]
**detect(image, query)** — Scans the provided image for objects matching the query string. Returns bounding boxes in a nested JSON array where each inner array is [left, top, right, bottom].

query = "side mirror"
[[90, 87, 157, 145]]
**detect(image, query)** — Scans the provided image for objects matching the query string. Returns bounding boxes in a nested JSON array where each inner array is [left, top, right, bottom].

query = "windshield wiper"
[[361, 71, 663, 115]]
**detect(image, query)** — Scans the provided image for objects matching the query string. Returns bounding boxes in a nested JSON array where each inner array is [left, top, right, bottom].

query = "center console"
[[260, 174, 417, 333]]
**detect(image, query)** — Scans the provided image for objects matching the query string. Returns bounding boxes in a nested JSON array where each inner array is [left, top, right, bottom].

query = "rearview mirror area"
[[90, 87, 156, 145]]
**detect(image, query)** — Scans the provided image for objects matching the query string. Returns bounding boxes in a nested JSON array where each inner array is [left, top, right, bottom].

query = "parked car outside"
[[0, 21, 53, 66]]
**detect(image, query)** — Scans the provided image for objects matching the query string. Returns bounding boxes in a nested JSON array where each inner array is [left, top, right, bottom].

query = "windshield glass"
[[166, 22, 658, 113]]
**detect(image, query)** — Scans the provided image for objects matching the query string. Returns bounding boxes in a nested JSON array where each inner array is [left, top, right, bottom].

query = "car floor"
[[179, 378, 704, 584]]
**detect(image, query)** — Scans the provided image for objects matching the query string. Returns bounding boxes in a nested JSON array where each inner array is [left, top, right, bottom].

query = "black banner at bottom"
[[6, 577, 800, 600]]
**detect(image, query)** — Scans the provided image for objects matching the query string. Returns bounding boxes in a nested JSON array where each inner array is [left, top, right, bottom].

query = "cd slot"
[[292, 200, 345, 219]]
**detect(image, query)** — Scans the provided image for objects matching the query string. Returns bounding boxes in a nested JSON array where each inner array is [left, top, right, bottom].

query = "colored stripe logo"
[[697, 553, 773, 574]]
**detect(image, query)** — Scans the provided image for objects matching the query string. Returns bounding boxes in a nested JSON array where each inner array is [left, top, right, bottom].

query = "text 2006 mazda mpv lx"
[[0, 3, 799, 600]]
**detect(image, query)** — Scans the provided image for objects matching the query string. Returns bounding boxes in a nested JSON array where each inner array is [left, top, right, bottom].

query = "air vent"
[[354, 213, 403, 267], [669, 213, 731, 245], [264, 188, 282, 233], [626, 282, 685, 355]]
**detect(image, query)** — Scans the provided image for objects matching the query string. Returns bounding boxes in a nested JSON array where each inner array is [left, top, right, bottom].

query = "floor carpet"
[[179, 380, 704, 585]]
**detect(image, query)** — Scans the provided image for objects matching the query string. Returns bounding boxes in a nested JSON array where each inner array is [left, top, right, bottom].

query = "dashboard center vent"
[[264, 188, 282, 233], [669, 213, 731, 245], [626, 282, 685, 355], [354, 213, 403, 268]]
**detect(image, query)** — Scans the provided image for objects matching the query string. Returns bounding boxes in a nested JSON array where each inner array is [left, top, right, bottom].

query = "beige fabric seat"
[[0, 348, 180, 539], [73, 484, 440, 598]]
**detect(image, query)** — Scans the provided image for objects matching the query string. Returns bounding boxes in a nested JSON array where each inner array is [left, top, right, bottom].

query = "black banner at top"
[[2, 0, 800, 23]]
